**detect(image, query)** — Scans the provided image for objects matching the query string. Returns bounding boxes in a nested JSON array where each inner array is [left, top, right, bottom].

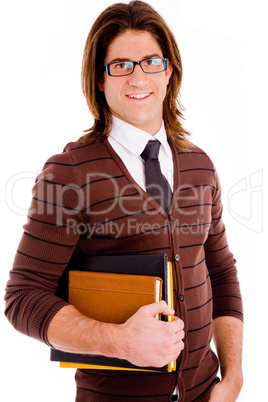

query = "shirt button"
[[179, 293, 184, 302], [174, 254, 180, 262]]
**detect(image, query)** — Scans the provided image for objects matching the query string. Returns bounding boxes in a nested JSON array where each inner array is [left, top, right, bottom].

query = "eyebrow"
[[107, 53, 163, 64]]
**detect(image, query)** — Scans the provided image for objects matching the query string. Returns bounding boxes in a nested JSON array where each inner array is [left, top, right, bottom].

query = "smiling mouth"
[[127, 93, 151, 99]]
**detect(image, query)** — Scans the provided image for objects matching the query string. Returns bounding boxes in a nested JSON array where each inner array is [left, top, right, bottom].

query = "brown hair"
[[81, 0, 190, 151]]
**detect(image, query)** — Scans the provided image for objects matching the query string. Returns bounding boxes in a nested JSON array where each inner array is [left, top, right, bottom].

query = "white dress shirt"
[[108, 116, 174, 192]]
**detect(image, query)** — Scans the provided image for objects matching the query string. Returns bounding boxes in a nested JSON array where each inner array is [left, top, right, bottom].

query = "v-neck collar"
[[105, 139, 180, 218]]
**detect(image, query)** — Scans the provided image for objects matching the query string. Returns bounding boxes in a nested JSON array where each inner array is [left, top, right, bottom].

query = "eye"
[[114, 61, 133, 69], [144, 58, 161, 66], [116, 63, 126, 69]]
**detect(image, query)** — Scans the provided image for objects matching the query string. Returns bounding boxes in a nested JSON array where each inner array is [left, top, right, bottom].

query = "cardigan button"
[[179, 293, 184, 302], [174, 254, 180, 262]]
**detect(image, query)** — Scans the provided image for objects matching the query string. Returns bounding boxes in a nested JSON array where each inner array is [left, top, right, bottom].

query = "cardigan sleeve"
[[204, 169, 243, 322], [4, 149, 84, 345]]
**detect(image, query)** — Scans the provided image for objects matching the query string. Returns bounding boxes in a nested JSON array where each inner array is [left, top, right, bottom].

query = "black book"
[[50, 253, 175, 373]]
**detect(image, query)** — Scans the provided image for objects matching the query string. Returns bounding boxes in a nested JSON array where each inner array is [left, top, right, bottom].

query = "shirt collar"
[[110, 116, 169, 156]]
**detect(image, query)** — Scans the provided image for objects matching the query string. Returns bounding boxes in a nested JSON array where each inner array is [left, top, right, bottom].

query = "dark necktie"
[[141, 140, 172, 213]]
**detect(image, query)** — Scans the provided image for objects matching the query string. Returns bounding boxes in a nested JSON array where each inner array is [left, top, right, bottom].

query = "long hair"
[[81, 0, 190, 151]]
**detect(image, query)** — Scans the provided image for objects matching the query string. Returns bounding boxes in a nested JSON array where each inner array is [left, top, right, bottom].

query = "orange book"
[[69, 271, 162, 324]]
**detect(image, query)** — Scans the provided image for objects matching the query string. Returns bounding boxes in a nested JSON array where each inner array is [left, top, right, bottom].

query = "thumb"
[[145, 301, 175, 317]]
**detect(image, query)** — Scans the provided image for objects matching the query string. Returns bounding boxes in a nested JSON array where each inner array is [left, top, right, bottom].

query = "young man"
[[5, 1, 243, 401]]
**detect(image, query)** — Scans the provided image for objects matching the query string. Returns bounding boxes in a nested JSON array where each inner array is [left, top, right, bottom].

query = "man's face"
[[99, 30, 173, 135]]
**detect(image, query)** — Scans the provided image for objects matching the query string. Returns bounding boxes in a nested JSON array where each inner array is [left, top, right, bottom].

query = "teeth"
[[128, 93, 150, 99]]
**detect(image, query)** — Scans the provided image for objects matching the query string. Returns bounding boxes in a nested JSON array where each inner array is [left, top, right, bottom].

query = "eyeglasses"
[[103, 57, 169, 77]]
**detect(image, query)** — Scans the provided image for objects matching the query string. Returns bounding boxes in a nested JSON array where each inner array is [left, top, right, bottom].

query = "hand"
[[209, 378, 242, 402], [119, 300, 184, 367]]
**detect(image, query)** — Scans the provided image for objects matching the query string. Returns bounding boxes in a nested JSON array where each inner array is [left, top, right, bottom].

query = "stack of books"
[[51, 254, 175, 373]]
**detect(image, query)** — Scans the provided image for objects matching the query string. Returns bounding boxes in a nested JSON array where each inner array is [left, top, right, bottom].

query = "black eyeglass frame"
[[103, 57, 169, 77]]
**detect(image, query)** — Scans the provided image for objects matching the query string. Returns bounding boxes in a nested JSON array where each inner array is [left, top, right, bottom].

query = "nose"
[[128, 64, 148, 86]]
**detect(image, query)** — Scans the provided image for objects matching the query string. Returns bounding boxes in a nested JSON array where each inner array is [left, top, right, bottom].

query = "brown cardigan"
[[5, 137, 243, 401]]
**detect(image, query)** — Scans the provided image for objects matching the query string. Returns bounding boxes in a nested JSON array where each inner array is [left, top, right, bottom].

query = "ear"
[[98, 82, 104, 92], [96, 71, 104, 92], [165, 61, 173, 85]]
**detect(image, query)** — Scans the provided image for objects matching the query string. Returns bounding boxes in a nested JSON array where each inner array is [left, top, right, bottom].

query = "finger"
[[172, 316, 184, 330], [174, 339, 185, 354], [166, 341, 185, 362], [142, 301, 175, 317], [169, 328, 185, 346], [176, 329, 185, 342]]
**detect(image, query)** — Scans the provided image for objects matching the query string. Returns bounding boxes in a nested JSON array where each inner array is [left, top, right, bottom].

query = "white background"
[[1, 0, 267, 400]]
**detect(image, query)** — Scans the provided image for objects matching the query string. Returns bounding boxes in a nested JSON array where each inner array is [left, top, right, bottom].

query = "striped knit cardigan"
[[5, 137, 243, 401]]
